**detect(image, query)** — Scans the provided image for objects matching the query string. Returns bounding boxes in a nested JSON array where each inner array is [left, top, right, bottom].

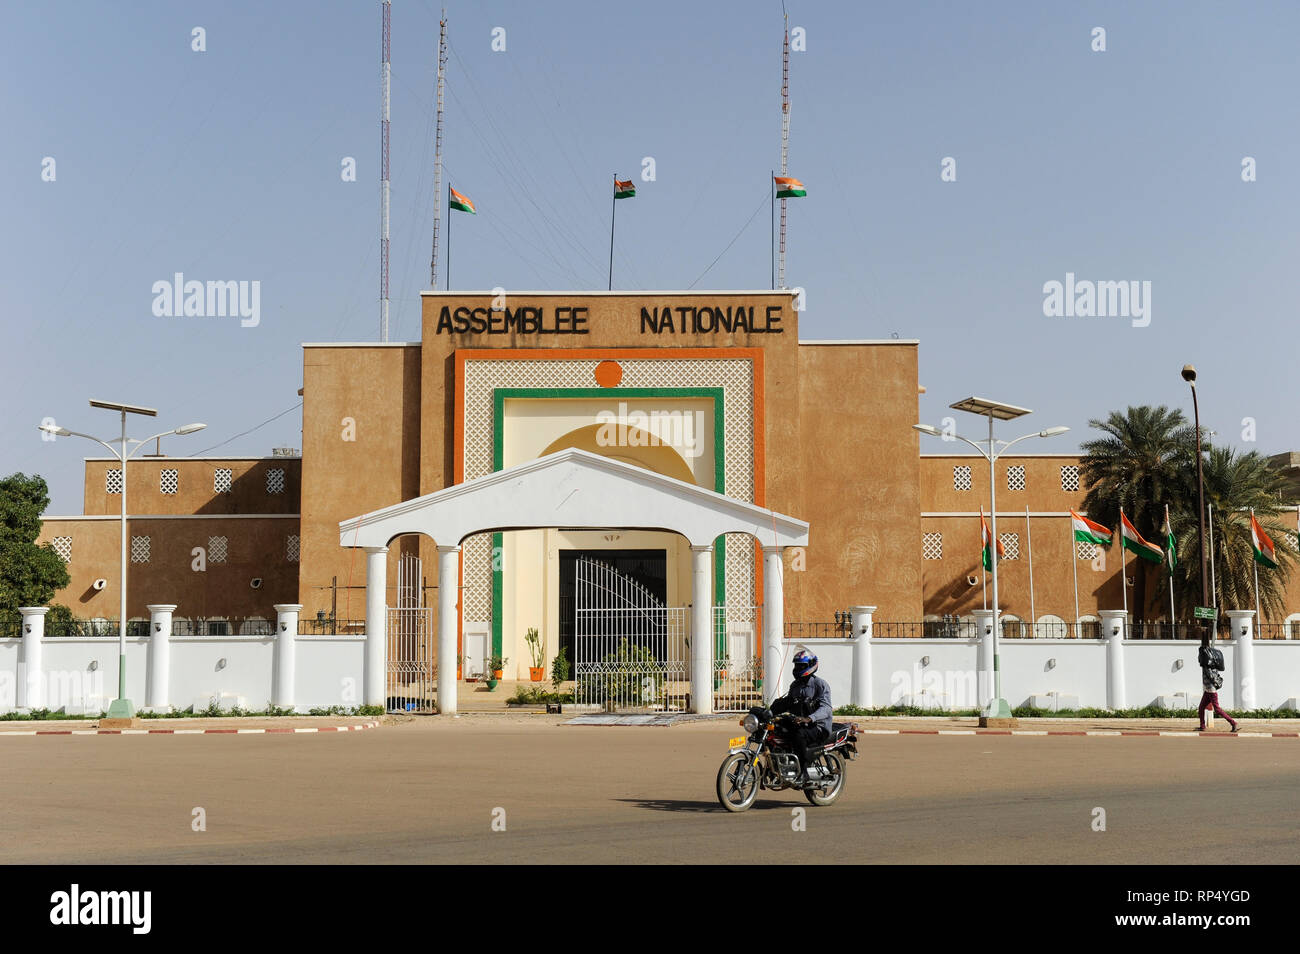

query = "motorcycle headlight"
[[742, 713, 760, 733]]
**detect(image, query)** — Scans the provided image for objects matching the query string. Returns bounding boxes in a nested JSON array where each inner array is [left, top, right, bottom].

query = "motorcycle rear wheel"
[[804, 751, 845, 807], [717, 752, 761, 812]]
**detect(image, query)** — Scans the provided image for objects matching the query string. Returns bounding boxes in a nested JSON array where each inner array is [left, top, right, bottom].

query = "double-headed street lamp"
[[915, 397, 1068, 719], [39, 400, 205, 719]]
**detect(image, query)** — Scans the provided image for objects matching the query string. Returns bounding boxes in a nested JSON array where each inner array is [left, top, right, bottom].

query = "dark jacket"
[[771, 674, 833, 735]]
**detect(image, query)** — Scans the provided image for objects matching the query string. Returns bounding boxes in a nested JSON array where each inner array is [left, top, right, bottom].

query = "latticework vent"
[[953, 465, 972, 491], [922, 532, 943, 561]]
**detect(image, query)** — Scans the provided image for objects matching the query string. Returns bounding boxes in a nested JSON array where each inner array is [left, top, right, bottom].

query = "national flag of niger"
[[774, 175, 806, 198], [1251, 510, 1278, 569], [981, 509, 1005, 571], [614, 178, 636, 199], [449, 187, 476, 214]]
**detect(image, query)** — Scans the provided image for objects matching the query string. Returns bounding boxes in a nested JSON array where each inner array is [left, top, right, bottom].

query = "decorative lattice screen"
[[266, 468, 285, 494], [953, 465, 972, 491], [1061, 465, 1080, 492], [130, 536, 151, 564], [922, 532, 943, 561], [214, 468, 233, 493]]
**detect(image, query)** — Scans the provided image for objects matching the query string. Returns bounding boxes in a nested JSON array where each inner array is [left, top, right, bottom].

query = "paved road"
[[2, 716, 1296, 864]]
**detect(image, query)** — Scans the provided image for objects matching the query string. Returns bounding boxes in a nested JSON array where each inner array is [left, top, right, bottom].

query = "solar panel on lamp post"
[[39, 402, 205, 719], [915, 398, 1068, 718]]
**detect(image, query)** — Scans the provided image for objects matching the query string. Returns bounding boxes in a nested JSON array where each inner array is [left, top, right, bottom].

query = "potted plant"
[[489, 654, 507, 681], [525, 628, 545, 681]]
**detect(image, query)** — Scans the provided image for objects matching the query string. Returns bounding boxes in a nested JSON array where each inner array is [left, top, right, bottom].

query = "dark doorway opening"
[[558, 549, 667, 667]]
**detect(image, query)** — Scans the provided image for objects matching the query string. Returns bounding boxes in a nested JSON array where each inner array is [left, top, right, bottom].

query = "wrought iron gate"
[[573, 556, 688, 711], [387, 552, 437, 713], [713, 605, 763, 712]]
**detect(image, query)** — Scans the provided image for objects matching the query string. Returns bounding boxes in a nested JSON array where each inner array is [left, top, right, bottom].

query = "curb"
[[860, 728, 1297, 738], [0, 720, 381, 737]]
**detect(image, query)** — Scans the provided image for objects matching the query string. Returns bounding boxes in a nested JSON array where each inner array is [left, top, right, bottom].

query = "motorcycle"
[[716, 706, 859, 812]]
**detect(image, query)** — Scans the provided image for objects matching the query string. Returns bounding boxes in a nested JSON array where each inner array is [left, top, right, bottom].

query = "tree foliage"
[[1080, 409, 1294, 621], [0, 473, 70, 621]]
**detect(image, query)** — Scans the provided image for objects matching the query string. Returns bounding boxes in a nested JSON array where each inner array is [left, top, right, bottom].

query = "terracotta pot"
[[529, 667, 544, 682], [492, 669, 503, 680]]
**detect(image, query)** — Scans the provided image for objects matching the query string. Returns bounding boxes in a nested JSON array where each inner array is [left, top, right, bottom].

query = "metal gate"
[[387, 552, 437, 713], [573, 556, 688, 711], [713, 605, 763, 712]]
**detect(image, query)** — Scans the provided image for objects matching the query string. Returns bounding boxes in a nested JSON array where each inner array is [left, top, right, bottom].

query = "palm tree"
[[1079, 406, 1193, 621], [1169, 446, 1294, 623]]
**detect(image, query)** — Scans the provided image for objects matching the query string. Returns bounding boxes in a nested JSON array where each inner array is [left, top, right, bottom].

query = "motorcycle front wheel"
[[804, 751, 846, 807], [716, 752, 761, 812]]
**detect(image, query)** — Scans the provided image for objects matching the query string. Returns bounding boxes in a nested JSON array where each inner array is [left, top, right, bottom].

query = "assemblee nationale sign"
[[431, 303, 786, 336]]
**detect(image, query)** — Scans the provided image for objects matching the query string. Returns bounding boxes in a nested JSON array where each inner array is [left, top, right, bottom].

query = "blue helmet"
[[792, 649, 818, 679]]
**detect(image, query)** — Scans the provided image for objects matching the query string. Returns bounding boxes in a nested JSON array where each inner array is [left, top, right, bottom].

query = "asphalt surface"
[[3, 716, 1297, 864]]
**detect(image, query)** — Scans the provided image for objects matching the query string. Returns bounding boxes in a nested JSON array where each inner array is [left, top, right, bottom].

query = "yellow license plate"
[[728, 737, 746, 748]]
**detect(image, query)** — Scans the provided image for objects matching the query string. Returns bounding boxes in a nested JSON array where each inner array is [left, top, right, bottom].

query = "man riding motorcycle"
[[769, 649, 832, 777]]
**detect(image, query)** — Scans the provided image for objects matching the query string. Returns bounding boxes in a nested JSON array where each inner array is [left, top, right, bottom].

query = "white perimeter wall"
[[775, 638, 1298, 711], [0, 635, 365, 714]]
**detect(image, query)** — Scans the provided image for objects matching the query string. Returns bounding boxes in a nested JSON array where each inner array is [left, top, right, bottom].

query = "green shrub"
[[551, 647, 571, 689]]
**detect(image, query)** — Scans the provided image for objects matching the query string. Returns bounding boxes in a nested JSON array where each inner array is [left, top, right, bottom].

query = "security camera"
[[250, 578, 264, 590], [966, 575, 979, 586], [92, 578, 107, 591]]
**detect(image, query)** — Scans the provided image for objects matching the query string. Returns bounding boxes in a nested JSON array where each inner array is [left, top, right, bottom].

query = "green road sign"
[[1193, 606, 1218, 620]]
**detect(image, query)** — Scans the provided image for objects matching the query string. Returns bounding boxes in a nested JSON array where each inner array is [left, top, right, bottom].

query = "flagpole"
[[1208, 501, 1217, 610], [608, 174, 616, 291], [1120, 506, 1128, 621], [980, 509, 987, 611], [446, 184, 452, 290], [1165, 503, 1175, 637], [1025, 505, 1035, 634], [1252, 508, 1262, 622], [1071, 515, 1080, 636]]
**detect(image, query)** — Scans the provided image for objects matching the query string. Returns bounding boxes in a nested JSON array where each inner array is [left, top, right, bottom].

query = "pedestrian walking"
[[1197, 643, 1238, 733]]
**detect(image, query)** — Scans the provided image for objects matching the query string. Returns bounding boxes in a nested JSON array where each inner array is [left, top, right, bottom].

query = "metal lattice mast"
[[430, 13, 447, 289], [778, 15, 790, 290], [379, 0, 392, 341]]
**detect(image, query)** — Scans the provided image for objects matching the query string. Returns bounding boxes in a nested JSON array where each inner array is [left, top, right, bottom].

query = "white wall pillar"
[[762, 546, 784, 705], [17, 607, 48, 710], [850, 605, 876, 708], [364, 546, 389, 708], [1100, 609, 1127, 710], [145, 604, 176, 711], [1226, 609, 1256, 710], [973, 608, 994, 710], [691, 545, 714, 715], [437, 545, 460, 716], [273, 604, 302, 710]]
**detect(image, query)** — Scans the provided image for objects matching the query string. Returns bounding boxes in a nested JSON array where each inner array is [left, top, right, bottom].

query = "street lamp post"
[[915, 397, 1068, 719], [39, 401, 205, 719], [1182, 366, 1211, 650]]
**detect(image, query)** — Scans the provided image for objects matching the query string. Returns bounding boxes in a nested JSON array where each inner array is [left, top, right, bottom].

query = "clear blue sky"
[[4, 0, 1298, 513]]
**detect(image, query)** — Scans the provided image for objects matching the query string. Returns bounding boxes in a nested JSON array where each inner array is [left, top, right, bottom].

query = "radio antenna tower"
[[430, 12, 448, 289], [379, 0, 392, 341], [778, 5, 791, 290]]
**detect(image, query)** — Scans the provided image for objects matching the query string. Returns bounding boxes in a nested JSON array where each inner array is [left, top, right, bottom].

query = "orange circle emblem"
[[594, 360, 623, 388]]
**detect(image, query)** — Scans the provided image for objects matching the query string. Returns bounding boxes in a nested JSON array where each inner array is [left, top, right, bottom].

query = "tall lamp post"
[[915, 397, 1068, 718], [1182, 366, 1211, 649], [39, 401, 205, 719]]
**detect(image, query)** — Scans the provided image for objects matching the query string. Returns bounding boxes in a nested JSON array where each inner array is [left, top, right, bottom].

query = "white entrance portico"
[[339, 448, 809, 715]]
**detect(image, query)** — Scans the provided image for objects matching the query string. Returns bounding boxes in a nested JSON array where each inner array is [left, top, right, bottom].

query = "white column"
[[691, 545, 714, 715], [437, 545, 461, 716], [1226, 609, 1256, 710], [145, 604, 176, 711], [17, 607, 48, 711], [1099, 609, 1127, 710], [762, 546, 784, 705], [273, 604, 302, 711], [973, 608, 994, 710], [364, 546, 389, 708], [849, 604, 876, 708]]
